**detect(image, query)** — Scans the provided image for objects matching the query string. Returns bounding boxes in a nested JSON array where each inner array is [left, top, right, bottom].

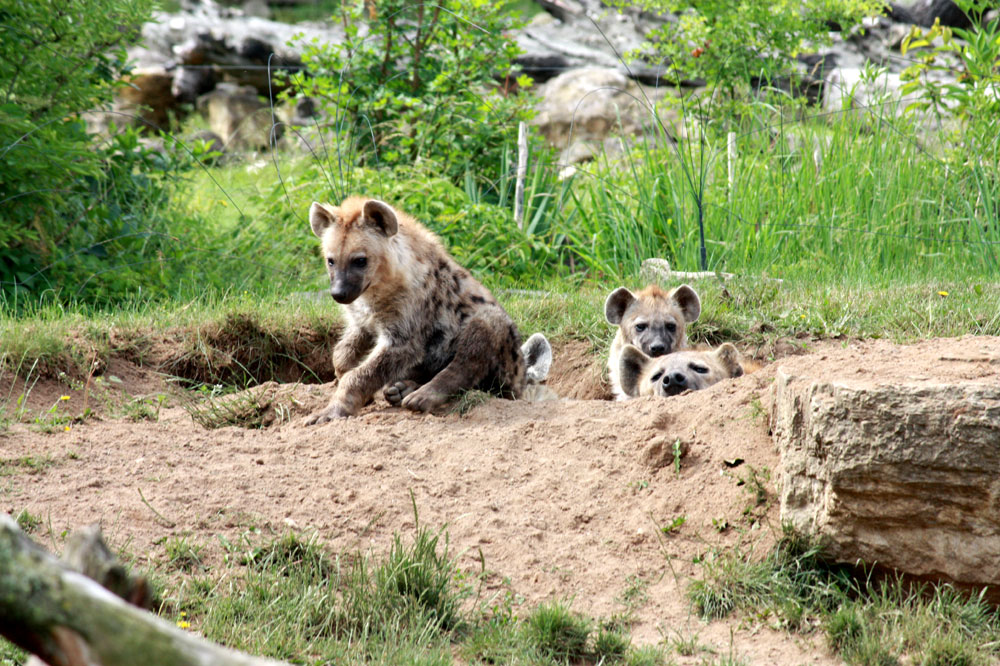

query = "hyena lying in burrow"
[[305, 196, 551, 424], [604, 284, 701, 401], [618, 343, 744, 399]]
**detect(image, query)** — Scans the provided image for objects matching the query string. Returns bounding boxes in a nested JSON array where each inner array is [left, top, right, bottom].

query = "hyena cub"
[[305, 196, 542, 424], [604, 284, 701, 400], [618, 343, 743, 399]]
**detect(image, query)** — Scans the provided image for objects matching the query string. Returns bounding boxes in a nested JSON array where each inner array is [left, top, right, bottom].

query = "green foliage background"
[[1, 0, 998, 312]]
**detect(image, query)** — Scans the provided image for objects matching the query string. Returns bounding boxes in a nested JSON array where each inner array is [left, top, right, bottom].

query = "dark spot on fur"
[[508, 345, 519, 364], [471, 295, 485, 304], [427, 327, 445, 350], [453, 273, 461, 290]]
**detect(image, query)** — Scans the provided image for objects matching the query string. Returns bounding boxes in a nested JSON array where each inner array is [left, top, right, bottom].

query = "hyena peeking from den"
[[604, 283, 701, 401], [617, 343, 744, 399], [305, 196, 551, 424]]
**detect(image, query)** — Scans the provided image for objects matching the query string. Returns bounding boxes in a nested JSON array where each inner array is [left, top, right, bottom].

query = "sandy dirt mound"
[[5, 336, 997, 664]]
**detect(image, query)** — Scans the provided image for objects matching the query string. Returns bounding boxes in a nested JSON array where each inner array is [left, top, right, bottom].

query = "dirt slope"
[[6, 336, 997, 664]]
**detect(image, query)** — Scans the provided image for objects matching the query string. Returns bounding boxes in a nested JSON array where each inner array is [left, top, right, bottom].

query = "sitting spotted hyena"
[[604, 284, 701, 400], [618, 343, 743, 399], [305, 196, 549, 424]]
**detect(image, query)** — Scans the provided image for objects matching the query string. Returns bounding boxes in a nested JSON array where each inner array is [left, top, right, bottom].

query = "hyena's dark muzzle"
[[636, 324, 677, 358], [330, 268, 366, 304]]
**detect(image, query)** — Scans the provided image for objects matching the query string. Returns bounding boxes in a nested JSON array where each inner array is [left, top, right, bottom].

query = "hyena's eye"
[[351, 256, 368, 269], [327, 257, 335, 267], [650, 371, 663, 383], [635, 323, 647, 332], [690, 364, 709, 374], [666, 322, 677, 333]]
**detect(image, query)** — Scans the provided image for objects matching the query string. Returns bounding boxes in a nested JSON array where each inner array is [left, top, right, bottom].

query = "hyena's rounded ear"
[[362, 199, 398, 237], [605, 287, 636, 325], [670, 284, 701, 323], [521, 333, 552, 383], [309, 202, 338, 238], [715, 342, 743, 378], [619, 344, 649, 398]]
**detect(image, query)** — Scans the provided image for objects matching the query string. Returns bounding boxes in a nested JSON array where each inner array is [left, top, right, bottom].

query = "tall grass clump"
[[561, 90, 1000, 281]]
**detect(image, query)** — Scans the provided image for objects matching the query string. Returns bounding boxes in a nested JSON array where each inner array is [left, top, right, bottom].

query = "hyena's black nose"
[[665, 372, 687, 387], [649, 343, 667, 356], [331, 285, 354, 304]]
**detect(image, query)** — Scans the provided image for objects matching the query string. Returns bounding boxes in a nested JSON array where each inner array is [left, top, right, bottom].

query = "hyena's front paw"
[[384, 380, 419, 406], [304, 403, 353, 425], [401, 385, 449, 413]]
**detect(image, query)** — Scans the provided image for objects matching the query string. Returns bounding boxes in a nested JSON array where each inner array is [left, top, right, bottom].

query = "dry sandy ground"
[[4, 336, 998, 665]]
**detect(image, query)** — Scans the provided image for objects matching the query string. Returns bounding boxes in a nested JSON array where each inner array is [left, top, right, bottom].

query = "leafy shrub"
[[290, 0, 534, 182], [621, 0, 884, 112], [899, 1, 1000, 151], [0, 0, 167, 305]]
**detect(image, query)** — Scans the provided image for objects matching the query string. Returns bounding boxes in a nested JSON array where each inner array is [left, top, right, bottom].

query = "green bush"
[[290, 0, 534, 182], [0, 0, 165, 305], [899, 1, 1000, 153], [621, 0, 884, 112]]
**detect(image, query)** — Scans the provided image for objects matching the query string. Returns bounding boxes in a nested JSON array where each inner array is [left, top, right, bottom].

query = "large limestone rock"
[[531, 67, 677, 164], [770, 338, 1000, 592]]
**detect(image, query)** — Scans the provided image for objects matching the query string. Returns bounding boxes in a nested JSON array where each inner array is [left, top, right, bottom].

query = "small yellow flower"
[[800, 314, 806, 319], [60, 395, 70, 401], [180, 612, 187, 617], [937, 290, 948, 297], [64, 426, 71, 432], [176, 620, 191, 629]]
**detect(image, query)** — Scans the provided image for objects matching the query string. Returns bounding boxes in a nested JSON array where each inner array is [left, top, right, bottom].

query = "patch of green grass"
[[163, 535, 205, 573], [525, 601, 592, 663], [13, 508, 42, 533], [183, 385, 270, 430], [593, 625, 631, 663], [0, 455, 57, 477], [667, 630, 703, 657], [168, 521, 469, 663], [688, 525, 1000, 666], [450, 389, 494, 416], [629, 644, 669, 666]]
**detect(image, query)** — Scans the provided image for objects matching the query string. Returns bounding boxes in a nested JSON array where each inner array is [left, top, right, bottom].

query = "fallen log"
[[0, 514, 289, 666]]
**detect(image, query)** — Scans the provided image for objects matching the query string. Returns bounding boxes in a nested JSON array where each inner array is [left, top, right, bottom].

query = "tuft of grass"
[[164, 535, 205, 573], [524, 601, 592, 663], [183, 385, 269, 430], [374, 519, 466, 632], [626, 644, 668, 666], [593, 626, 631, 663], [13, 508, 42, 533], [667, 630, 703, 657], [242, 531, 332, 577], [450, 389, 493, 416]]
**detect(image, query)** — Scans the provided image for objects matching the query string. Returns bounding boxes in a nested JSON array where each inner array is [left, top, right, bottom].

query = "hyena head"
[[309, 197, 398, 305], [605, 284, 701, 357], [619, 343, 743, 398]]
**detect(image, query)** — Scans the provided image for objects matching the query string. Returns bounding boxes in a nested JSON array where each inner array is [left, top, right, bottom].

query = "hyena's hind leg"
[[401, 306, 524, 413]]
